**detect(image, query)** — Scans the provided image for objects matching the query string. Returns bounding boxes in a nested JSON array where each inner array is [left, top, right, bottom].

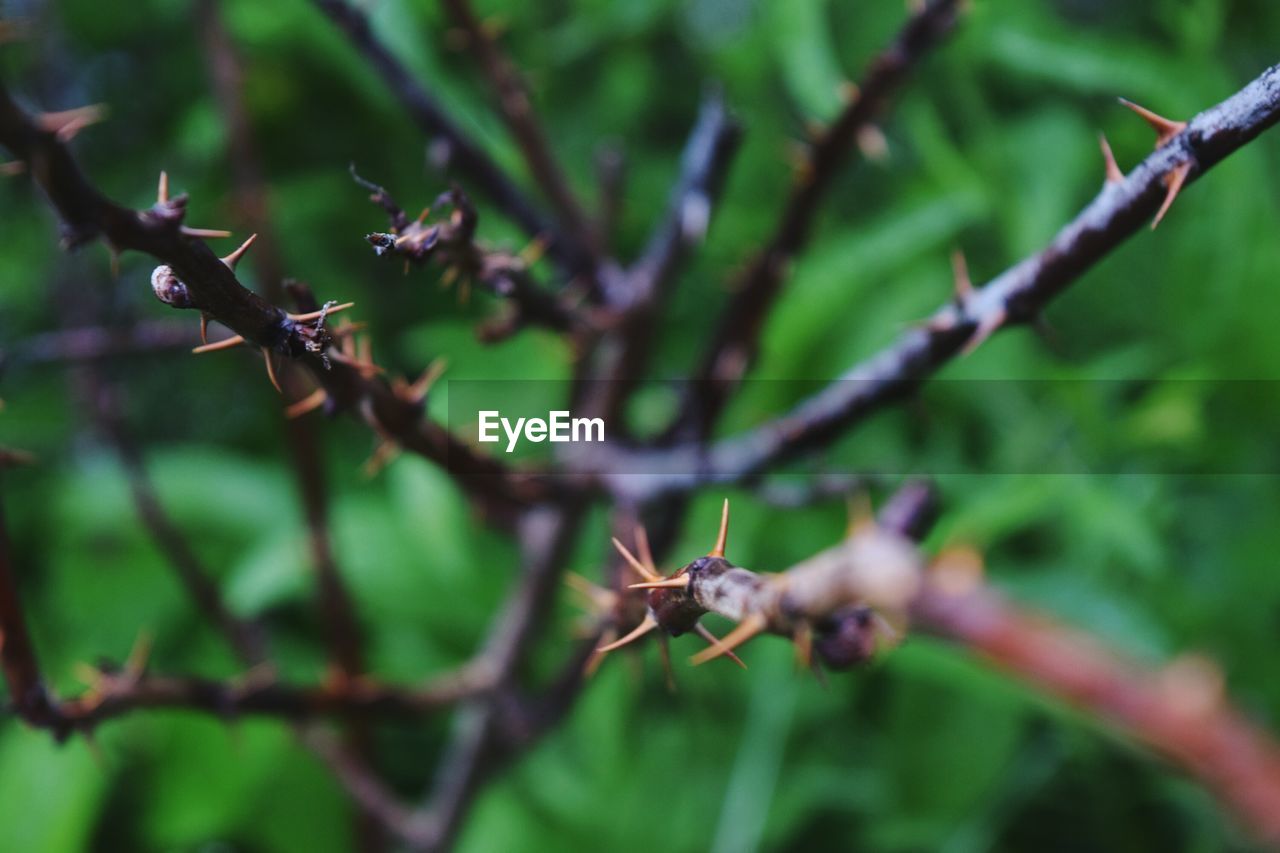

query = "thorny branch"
[[0, 79, 555, 518], [351, 168, 591, 342], [595, 61, 1280, 501], [439, 0, 600, 262], [5, 3, 1280, 850], [310, 0, 600, 283], [681, 0, 962, 437]]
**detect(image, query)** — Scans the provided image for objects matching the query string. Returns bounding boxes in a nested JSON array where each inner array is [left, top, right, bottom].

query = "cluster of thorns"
[[6, 1, 1280, 848]]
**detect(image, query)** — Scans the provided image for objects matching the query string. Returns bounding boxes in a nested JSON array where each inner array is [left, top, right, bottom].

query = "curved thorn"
[[199, 313, 209, 345], [612, 537, 660, 582], [597, 615, 658, 652], [1152, 161, 1192, 229], [690, 613, 767, 666], [1099, 133, 1124, 185], [628, 575, 690, 591], [584, 630, 614, 678], [157, 171, 169, 204], [262, 347, 283, 394], [708, 498, 730, 557], [192, 334, 245, 354], [694, 623, 747, 669], [285, 388, 328, 419]]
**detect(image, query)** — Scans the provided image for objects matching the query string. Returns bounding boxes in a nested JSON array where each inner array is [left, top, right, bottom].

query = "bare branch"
[[309, 0, 596, 280], [681, 0, 962, 436], [596, 62, 1280, 501], [439, 0, 600, 260]]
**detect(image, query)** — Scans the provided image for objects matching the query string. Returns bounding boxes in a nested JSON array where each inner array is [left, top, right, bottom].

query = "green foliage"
[[3, 0, 1280, 850]]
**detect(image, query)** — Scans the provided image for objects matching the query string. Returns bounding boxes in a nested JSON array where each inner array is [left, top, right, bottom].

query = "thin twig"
[[439, 0, 599, 261], [309, 0, 594, 280]]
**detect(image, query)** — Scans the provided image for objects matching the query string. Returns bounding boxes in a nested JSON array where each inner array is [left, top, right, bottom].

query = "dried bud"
[[151, 265, 194, 309]]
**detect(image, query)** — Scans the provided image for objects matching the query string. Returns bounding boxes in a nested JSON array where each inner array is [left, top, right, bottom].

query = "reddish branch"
[[912, 582, 1280, 843], [0, 80, 555, 518], [597, 61, 1280, 501], [681, 0, 961, 436]]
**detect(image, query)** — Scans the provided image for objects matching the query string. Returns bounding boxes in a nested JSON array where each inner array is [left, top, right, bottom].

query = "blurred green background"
[[4, 0, 1280, 850]]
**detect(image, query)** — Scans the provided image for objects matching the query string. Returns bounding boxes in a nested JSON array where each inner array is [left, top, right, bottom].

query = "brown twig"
[[309, 0, 596, 281], [0, 476, 61, 729], [439, 0, 599, 262], [351, 169, 591, 342]]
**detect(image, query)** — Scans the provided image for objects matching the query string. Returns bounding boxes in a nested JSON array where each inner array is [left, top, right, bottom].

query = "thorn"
[[657, 635, 677, 693], [950, 249, 973, 303], [192, 334, 245, 354], [634, 525, 657, 577], [262, 347, 283, 394], [361, 439, 401, 478], [628, 575, 690, 591], [37, 104, 107, 142], [287, 302, 356, 323], [564, 572, 616, 613], [199, 313, 209, 345], [597, 614, 658, 652], [1151, 160, 1191, 229], [690, 612, 767, 666], [708, 498, 730, 558], [180, 226, 234, 239], [0, 160, 25, 176], [960, 307, 1007, 357], [930, 545, 986, 597], [285, 388, 328, 419], [1099, 133, 1124, 185], [695, 623, 747, 669], [157, 171, 169, 204], [221, 233, 258, 270], [845, 492, 875, 538], [1118, 98, 1187, 148], [405, 358, 447, 402], [794, 623, 813, 670], [584, 630, 614, 678], [856, 125, 889, 162], [518, 235, 549, 267], [124, 630, 154, 682], [612, 537, 661, 582]]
